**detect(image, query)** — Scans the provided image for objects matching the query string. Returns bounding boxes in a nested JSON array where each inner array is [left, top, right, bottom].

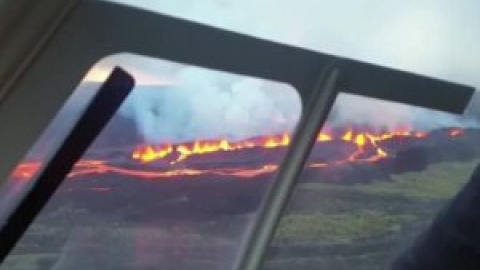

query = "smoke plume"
[[117, 63, 301, 143], [327, 93, 479, 131]]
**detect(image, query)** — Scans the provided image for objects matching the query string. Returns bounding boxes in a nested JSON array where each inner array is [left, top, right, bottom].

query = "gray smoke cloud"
[[114, 58, 301, 143]]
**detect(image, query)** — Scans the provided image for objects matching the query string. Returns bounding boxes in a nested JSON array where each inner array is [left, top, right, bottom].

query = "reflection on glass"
[[263, 93, 480, 270], [0, 54, 302, 270]]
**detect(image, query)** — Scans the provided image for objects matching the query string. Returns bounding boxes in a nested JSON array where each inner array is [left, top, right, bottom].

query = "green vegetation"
[[359, 160, 478, 200], [275, 210, 414, 243], [273, 160, 478, 244]]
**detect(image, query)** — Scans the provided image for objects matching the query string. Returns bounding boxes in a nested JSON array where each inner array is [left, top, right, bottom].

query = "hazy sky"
[[107, 0, 480, 88]]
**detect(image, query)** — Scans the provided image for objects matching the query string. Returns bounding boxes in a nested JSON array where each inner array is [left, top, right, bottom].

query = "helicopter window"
[[0, 54, 302, 270]]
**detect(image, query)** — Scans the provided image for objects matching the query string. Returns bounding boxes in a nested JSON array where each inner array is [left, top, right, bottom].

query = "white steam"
[[328, 93, 479, 131], [118, 64, 301, 143]]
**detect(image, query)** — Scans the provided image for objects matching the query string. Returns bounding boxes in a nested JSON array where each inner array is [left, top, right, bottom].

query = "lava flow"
[[131, 128, 430, 165], [132, 133, 291, 163], [11, 128, 465, 182], [11, 160, 279, 181]]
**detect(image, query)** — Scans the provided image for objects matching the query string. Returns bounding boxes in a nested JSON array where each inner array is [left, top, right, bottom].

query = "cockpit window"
[[0, 2, 476, 269], [0, 54, 302, 270]]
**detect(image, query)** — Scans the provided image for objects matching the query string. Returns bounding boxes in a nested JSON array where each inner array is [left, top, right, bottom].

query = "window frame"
[[0, 0, 474, 269], [0, 67, 135, 261]]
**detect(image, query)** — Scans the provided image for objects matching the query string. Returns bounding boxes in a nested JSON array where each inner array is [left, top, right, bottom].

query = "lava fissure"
[[11, 128, 466, 182]]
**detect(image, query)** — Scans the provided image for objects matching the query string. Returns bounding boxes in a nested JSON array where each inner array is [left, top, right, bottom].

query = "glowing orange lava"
[[448, 128, 463, 137], [133, 133, 292, 163], [10, 128, 466, 182], [11, 162, 42, 181], [131, 128, 436, 165]]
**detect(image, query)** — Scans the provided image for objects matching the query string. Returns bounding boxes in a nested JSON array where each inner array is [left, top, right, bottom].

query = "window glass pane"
[[1, 54, 302, 270], [104, 0, 480, 88], [263, 92, 480, 270]]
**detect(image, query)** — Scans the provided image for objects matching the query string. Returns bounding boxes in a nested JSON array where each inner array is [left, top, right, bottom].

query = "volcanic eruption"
[[11, 126, 470, 182]]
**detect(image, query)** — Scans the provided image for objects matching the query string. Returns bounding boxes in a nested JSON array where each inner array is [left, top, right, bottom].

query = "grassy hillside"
[[265, 160, 478, 270]]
